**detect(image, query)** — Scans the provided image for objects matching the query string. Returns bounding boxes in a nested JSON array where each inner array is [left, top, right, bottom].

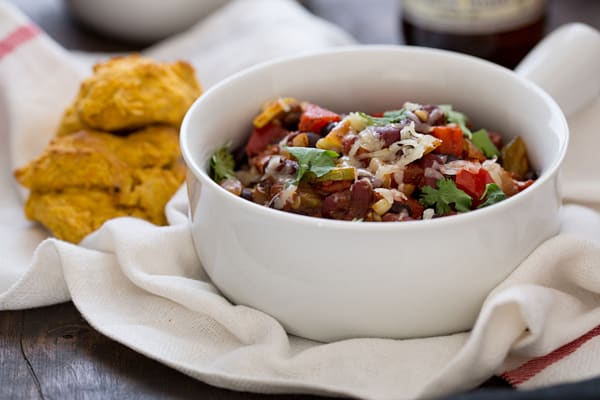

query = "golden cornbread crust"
[[15, 126, 187, 243], [56, 54, 202, 135], [14, 55, 201, 243]]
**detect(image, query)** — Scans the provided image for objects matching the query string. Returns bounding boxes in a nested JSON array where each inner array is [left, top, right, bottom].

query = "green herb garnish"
[[420, 178, 472, 215], [359, 108, 409, 126], [284, 146, 339, 184], [210, 143, 236, 183], [471, 129, 500, 158], [439, 104, 472, 139], [478, 183, 506, 208]]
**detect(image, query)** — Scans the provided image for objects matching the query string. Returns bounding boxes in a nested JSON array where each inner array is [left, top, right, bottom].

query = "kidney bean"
[[374, 126, 401, 147], [420, 153, 448, 169], [423, 104, 445, 126], [321, 190, 351, 219], [347, 178, 374, 219]]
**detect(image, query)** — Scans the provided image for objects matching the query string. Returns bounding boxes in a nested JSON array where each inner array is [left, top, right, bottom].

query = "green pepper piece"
[[315, 167, 356, 182]]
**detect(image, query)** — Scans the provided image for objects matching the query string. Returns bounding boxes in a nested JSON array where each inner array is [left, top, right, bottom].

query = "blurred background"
[[6, 0, 600, 68]]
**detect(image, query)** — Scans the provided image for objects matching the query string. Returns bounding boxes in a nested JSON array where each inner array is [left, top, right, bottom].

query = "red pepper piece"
[[431, 125, 464, 157], [455, 168, 494, 200], [298, 103, 341, 133], [245, 123, 289, 157]]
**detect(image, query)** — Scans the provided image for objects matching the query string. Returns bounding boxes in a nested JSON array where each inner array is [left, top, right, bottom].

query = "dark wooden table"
[[2, 1, 600, 399]]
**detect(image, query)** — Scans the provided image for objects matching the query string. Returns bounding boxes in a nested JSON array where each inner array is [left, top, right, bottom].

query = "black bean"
[[305, 132, 321, 147], [320, 122, 338, 136], [233, 143, 248, 166], [524, 170, 538, 180], [241, 188, 254, 201], [390, 201, 410, 214], [282, 112, 301, 130]]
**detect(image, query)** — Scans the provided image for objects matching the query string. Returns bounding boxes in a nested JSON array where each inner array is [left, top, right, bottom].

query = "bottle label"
[[402, 0, 547, 34]]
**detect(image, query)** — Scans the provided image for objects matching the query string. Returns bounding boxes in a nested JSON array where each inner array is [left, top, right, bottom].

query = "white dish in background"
[[181, 45, 569, 342], [65, 0, 230, 42]]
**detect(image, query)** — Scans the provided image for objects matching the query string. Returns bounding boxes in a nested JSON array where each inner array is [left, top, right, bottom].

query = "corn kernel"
[[292, 133, 309, 147], [415, 109, 429, 122], [372, 198, 392, 216], [316, 119, 350, 152], [316, 137, 342, 152]]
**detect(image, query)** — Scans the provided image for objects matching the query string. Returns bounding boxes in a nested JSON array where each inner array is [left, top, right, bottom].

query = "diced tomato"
[[299, 103, 341, 133], [455, 167, 493, 199], [431, 125, 464, 157], [245, 123, 289, 157]]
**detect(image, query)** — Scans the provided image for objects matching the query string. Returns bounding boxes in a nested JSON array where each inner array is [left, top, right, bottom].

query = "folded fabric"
[[1, 1, 600, 399]]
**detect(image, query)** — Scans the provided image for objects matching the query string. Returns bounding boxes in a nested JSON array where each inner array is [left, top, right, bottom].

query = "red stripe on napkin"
[[0, 24, 41, 61], [501, 324, 600, 386]]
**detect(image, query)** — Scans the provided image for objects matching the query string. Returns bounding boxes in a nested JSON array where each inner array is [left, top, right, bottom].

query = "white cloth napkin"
[[1, 1, 600, 399]]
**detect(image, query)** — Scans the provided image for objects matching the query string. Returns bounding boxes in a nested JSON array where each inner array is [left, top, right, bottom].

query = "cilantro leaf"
[[420, 178, 472, 215], [382, 109, 410, 121], [439, 104, 472, 139], [358, 108, 408, 126], [284, 146, 339, 184], [210, 143, 236, 183], [478, 183, 507, 208], [471, 129, 500, 158]]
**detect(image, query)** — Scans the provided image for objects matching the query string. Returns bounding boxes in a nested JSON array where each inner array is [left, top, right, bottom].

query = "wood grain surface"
[[2, 303, 320, 399], [2, 0, 600, 399]]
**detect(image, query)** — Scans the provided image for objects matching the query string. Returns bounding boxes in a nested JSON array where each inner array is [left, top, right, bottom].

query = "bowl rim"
[[181, 45, 569, 232]]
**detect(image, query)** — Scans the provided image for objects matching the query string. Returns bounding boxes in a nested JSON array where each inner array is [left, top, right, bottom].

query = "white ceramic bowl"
[[65, 0, 229, 42], [181, 46, 568, 342]]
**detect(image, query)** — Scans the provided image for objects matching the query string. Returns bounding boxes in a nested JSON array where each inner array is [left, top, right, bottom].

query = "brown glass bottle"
[[402, 0, 547, 69]]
